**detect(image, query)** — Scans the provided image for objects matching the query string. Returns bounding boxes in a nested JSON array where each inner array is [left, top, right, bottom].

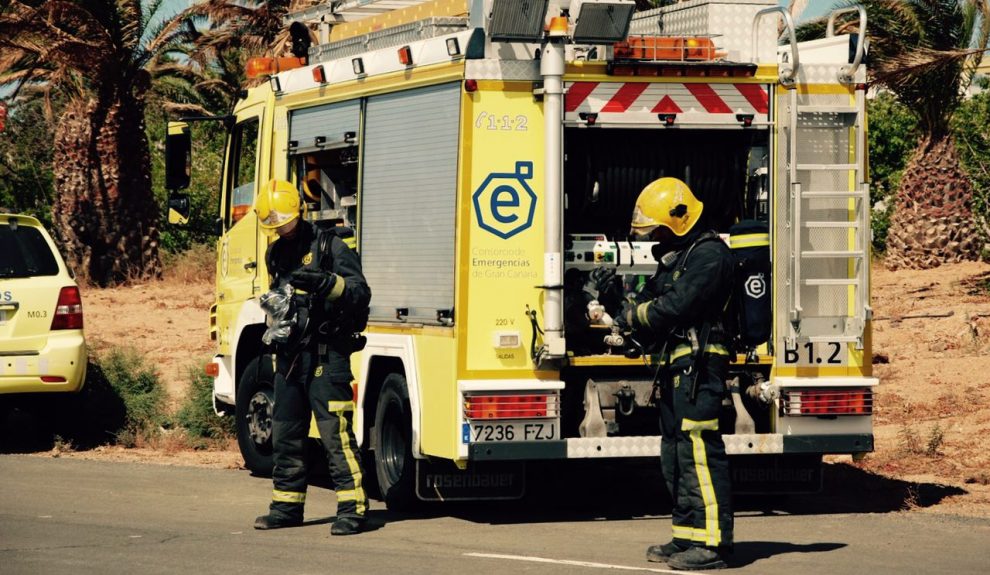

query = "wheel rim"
[[246, 389, 274, 451], [380, 398, 407, 485]]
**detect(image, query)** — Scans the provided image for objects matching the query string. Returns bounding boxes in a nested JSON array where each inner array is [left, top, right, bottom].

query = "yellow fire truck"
[[166, 0, 875, 507]]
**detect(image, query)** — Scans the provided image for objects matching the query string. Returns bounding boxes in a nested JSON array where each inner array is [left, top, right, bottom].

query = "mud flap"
[[730, 454, 823, 494], [415, 460, 526, 501]]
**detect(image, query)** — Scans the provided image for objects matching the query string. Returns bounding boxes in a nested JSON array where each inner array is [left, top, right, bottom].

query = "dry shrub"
[[161, 243, 216, 285]]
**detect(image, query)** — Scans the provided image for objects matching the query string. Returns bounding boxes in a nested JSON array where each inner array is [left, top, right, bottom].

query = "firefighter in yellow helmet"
[[615, 177, 735, 571], [253, 179, 372, 536]]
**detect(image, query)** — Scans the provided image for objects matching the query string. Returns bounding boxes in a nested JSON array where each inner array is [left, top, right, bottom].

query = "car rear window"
[[0, 223, 60, 278]]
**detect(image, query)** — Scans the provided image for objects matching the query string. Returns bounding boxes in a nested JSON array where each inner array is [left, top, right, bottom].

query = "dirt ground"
[[60, 260, 990, 517]]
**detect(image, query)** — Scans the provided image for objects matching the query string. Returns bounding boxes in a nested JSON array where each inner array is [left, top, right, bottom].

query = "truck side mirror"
[[167, 193, 191, 225], [165, 121, 191, 191]]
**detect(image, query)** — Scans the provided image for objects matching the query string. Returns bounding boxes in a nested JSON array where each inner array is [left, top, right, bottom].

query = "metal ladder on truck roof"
[[286, 0, 439, 43], [785, 80, 871, 349]]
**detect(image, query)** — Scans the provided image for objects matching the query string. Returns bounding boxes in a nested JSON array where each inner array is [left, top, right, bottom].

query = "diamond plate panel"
[[465, 58, 540, 80], [566, 436, 660, 458], [723, 433, 784, 454], [565, 434, 785, 457], [629, 1, 776, 63], [795, 64, 865, 86]]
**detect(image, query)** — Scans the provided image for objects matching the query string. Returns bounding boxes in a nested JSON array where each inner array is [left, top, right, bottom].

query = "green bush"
[[867, 92, 919, 252], [99, 347, 168, 446], [175, 362, 235, 447], [952, 88, 990, 229]]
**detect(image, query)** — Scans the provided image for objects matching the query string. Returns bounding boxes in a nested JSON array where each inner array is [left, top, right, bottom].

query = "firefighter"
[[252, 179, 372, 536], [615, 177, 734, 571]]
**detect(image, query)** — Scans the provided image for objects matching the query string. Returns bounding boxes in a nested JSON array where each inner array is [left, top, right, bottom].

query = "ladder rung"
[[800, 250, 864, 259], [797, 106, 858, 114], [806, 335, 860, 343], [803, 278, 860, 286], [804, 221, 860, 228], [802, 191, 864, 198], [796, 164, 858, 171]]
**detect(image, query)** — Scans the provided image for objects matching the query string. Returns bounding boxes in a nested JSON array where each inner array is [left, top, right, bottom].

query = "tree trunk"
[[51, 87, 161, 286], [884, 135, 982, 270]]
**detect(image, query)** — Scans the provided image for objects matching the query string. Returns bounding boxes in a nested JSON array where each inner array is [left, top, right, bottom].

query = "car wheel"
[[374, 374, 417, 510], [236, 357, 275, 477]]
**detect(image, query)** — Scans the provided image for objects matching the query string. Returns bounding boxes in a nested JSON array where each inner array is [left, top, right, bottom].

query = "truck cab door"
[[216, 106, 263, 352]]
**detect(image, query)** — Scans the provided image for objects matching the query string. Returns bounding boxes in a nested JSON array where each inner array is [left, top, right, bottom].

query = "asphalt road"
[[1, 455, 988, 575]]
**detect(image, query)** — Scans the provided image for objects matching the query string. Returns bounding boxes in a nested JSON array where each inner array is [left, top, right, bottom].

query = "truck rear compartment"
[[559, 126, 772, 440]]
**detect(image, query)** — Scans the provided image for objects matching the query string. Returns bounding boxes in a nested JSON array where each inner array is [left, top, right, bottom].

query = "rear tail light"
[[781, 388, 873, 416], [464, 393, 560, 420], [50, 286, 83, 330]]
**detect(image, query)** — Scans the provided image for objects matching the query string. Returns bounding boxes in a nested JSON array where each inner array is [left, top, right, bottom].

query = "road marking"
[[464, 552, 691, 574]]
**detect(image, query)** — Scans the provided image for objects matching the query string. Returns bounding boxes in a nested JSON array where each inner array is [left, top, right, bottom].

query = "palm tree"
[[0, 0, 200, 285], [183, 0, 320, 67], [816, 1, 990, 269]]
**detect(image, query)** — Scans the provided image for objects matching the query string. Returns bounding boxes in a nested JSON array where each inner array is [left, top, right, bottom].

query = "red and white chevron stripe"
[[565, 82, 769, 117]]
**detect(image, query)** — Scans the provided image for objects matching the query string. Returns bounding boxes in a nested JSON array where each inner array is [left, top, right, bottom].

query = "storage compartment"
[[561, 127, 769, 357], [557, 126, 776, 439]]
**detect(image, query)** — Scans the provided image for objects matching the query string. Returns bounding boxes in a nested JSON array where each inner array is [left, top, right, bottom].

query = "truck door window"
[[225, 118, 260, 227]]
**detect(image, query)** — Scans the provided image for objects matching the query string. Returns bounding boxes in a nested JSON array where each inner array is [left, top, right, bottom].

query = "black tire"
[[374, 374, 417, 510], [236, 357, 275, 477]]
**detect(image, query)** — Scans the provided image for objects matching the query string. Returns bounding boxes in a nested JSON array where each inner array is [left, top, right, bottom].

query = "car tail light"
[[464, 393, 560, 420], [781, 388, 873, 416], [50, 286, 83, 330]]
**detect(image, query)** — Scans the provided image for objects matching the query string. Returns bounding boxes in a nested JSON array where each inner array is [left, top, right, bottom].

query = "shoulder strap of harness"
[[315, 226, 357, 271], [674, 230, 722, 274]]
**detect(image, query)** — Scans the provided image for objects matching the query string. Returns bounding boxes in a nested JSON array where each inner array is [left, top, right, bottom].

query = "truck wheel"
[[236, 357, 275, 477], [374, 374, 417, 510]]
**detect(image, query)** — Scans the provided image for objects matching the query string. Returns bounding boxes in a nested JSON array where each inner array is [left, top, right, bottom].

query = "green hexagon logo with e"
[[473, 161, 537, 239]]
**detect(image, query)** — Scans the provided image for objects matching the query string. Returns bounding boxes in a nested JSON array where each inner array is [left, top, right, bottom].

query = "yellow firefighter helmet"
[[256, 179, 302, 231], [630, 177, 704, 237]]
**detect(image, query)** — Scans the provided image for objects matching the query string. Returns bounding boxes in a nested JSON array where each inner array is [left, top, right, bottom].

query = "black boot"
[[668, 547, 727, 571], [330, 516, 365, 536], [646, 540, 691, 563], [254, 513, 303, 530]]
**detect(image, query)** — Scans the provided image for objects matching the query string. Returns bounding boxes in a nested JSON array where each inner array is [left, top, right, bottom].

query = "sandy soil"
[[56, 261, 990, 516]]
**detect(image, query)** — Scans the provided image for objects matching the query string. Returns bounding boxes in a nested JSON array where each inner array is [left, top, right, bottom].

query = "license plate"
[[467, 420, 559, 443]]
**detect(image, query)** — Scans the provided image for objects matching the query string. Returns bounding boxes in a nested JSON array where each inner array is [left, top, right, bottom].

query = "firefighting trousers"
[[659, 353, 733, 549], [269, 348, 367, 521]]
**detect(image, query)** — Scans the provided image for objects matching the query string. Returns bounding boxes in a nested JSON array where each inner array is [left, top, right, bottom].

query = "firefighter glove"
[[290, 269, 337, 298], [615, 301, 637, 333]]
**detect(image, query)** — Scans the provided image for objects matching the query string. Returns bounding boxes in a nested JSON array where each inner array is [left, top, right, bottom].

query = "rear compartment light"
[[50, 286, 83, 330], [464, 393, 560, 420], [41, 376, 66, 383], [780, 388, 873, 416]]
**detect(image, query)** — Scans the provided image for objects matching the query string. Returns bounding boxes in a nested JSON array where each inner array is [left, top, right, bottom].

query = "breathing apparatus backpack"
[[728, 220, 771, 349]]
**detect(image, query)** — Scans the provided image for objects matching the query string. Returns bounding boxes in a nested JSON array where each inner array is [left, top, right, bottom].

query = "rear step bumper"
[[469, 433, 873, 460]]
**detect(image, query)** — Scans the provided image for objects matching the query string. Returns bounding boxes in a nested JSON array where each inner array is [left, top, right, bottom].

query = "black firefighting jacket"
[[634, 229, 735, 341], [265, 220, 371, 346]]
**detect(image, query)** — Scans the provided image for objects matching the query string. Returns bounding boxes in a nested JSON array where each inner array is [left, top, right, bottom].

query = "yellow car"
[[0, 213, 86, 395]]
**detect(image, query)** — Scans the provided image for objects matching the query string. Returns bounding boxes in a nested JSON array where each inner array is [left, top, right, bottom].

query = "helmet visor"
[[259, 208, 297, 230]]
